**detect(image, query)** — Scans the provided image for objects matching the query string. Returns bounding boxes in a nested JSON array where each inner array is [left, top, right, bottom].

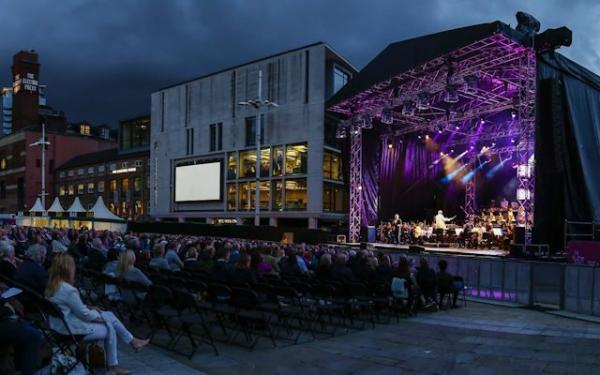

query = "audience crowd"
[[0, 225, 464, 374]]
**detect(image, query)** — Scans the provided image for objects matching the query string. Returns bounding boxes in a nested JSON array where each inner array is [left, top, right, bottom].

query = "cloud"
[[0, 0, 596, 126]]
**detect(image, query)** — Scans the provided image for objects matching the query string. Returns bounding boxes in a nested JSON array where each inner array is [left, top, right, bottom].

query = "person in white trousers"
[[46, 253, 149, 375]]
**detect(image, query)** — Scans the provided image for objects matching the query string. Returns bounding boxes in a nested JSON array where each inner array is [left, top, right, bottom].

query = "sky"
[[0, 0, 598, 127]]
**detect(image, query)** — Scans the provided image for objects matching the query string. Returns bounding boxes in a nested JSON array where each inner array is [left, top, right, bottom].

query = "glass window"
[[227, 152, 237, 180], [121, 179, 130, 202], [59, 171, 65, 178], [272, 180, 283, 211], [87, 167, 94, 174], [97, 181, 105, 193], [77, 168, 84, 175], [272, 146, 284, 176], [238, 181, 269, 210], [0, 159, 5, 170], [209, 123, 223, 152], [109, 179, 118, 203], [238, 181, 252, 211], [239, 150, 256, 179], [87, 182, 94, 193], [258, 181, 269, 210], [285, 178, 307, 210], [227, 183, 237, 211], [59, 185, 66, 196], [109, 163, 116, 172], [323, 182, 346, 212], [77, 184, 84, 194], [68, 170, 74, 177], [260, 148, 270, 177], [68, 185, 74, 195], [285, 143, 308, 175], [98, 165, 105, 174], [333, 65, 350, 95], [120, 116, 150, 151], [134, 177, 142, 193], [323, 150, 343, 181], [245, 116, 264, 147]]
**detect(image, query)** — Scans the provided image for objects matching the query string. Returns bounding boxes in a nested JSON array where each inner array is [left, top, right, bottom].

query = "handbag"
[[88, 343, 106, 369]]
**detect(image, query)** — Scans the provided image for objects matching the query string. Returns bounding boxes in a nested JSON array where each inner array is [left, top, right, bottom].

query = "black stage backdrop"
[[536, 51, 600, 250]]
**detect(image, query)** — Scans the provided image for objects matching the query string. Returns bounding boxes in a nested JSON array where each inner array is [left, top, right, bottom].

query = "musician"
[[500, 197, 509, 210], [434, 210, 456, 230], [392, 214, 402, 244]]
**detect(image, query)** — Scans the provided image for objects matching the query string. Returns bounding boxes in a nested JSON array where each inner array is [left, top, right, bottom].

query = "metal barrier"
[[383, 250, 600, 316], [564, 219, 600, 250]]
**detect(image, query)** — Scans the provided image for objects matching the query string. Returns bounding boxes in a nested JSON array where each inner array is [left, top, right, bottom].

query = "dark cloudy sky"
[[0, 0, 597, 127]]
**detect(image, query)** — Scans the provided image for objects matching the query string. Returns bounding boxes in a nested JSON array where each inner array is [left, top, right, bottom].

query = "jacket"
[[48, 281, 101, 335]]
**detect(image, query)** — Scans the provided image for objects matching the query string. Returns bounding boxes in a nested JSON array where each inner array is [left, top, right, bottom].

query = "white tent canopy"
[[67, 197, 86, 213], [47, 197, 65, 213], [89, 196, 124, 222], [29, 197, 45, 213]]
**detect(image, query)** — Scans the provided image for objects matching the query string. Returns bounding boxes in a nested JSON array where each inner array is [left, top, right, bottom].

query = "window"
[[77, 184, 84, 194], [209, 123, 223, 152], [133, 177, 142, 194], [109, 180, 118, 202], [304, 50, 310, 103], [186, 128, 194, 155], [109, 163, 116, 172], [97, 181, 105, 193], [259, 148, 270, 177], [323, 183, 346, 212], [272, 180, 283, 211], [285, 179, 307, 210], [98, 165, 105, 174], [68, 170, 74, 177], [121, 162, 128, 169], [333, 65, 350, 95], [79, 123, 91, 135], [323, 150, 343, 180], [134, 160, 142, 167], [59, 185, 66, 196], [77, 169, 84, 176], [87, 167, 94, 174], [227, 183, 237, 211], [100, 127, 110, 140], [244, 116, 264, 147], [121, 179, 130, 202], [239, 150, 256, 179], [120, 116, 150, 150], [238, 181, 252, 211], [238, 181, 269, 210], [59, 171, 65, 178], [87, 182, 94, 194], [272, 146, 284, 176], [68, 185, 74, 195], [0, 158, 6, 170], [285, 143, 308, 175], [227, 153, 237, 180]]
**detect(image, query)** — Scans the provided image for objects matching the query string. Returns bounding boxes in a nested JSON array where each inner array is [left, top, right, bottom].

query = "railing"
[[564, 219, 600, 250]]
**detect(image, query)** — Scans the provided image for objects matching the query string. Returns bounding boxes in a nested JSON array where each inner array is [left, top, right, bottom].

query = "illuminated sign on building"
[[13, 73, 38, 94], [111, 167, 137, 175]]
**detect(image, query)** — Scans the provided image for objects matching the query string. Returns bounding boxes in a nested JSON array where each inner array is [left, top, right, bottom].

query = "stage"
[[370, 242, 509, 257]]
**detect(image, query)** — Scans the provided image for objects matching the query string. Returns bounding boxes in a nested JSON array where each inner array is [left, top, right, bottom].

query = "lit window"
[[87, 167, 94, 174], [285, 179, 307, 210], [59, 171, 65, 178], [59, 186, 66, 196], [227, 152, 237, 180], [68, 170, 74, 177], [77, 169, 84, 175], [98, 165, 105, 173], [97, 181, 105, 193], [238, 181, 269, 210], [239, 150, 256, 179], [80, 124, 91, 135], [227, 183, 237, 211], [245, 116, 264, 147], [77, 184, 84, 194], [323, 150, 343, 181], [272, 146, 284, 176], [323, 182, 346, 212], [271, 180, 283, 211], [109, 163, 116, 171], [0, 158, 5, 170], [134, 160, 142, 167], [87, 182, 94, 193], [285, 143, 308, 175]]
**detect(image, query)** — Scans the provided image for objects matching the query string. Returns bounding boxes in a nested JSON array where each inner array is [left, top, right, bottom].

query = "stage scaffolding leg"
[[349, 126, 362, 243], [465, 155, 477, 217], [517, 48, 536, 243]]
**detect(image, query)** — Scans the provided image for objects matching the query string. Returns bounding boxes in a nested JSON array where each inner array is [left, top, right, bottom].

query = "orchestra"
[[377, 199, 532, 250]]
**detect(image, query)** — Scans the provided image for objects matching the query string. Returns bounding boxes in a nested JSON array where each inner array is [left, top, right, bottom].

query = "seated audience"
[[46, 253, 149, 374], [280, 251, 304, 276], [416, 258, 437, 303], [251, 252, 272, 275], [231, 253, 257, 286], [165, 242, 184, 272], [212, 246, 233, 282], [14, 244, 48, 295], [183, 247, 201, 272], [116, 250, 152, 287], [437, 259, 459, 308], [330, 253, 355, 283], [148, 244, 170, 271], [374, 255, 394, 283], [315, 253, 332, 280], [0, 241, 17, 279]]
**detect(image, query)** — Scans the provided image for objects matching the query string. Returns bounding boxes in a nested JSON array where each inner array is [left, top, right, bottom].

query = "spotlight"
[[440, 152, 445, 156], [491, 142, 496, 147], [417, 134, 422, 140], [511, 110, 517, 120], [464, 75, 478, 94], [450, 149, 454, 154], [455, 125, 460, 130], [416, 92, 430, 111], [425, 134, 430, 140], [480, 118, 485, 125], [511, 138, 516, 143], [387, 139, 393, 149], [401, 101, 415, 116], [444, 84, 459, 103], [335, 124, 347, 139], [380, 107, 394, 125]]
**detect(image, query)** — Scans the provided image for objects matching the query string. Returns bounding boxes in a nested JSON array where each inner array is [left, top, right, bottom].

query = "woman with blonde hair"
[[46, 253, 149, 374], [116, 249, 151, 286]]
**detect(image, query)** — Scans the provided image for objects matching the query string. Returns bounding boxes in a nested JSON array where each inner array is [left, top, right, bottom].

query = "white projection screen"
[[175, 162, 221, 202]]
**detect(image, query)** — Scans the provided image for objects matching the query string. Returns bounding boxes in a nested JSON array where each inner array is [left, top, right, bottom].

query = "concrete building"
[[150, 42, 356, 228], [56, 115, 150, 220]]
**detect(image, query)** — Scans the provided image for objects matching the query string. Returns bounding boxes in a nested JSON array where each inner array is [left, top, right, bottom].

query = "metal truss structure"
[[331, 33, 536, 243]]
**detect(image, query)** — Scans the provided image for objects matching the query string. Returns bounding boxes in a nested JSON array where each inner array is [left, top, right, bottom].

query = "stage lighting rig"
[[444, 84, 459, 103], [416, 92, 430, 110], [515, 11, 540, 39], [380, 107, 394, 125], [401, 100, 415, 116], [535, 26, 572, 52]]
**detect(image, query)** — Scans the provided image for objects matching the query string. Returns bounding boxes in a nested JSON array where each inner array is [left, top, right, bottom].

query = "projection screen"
[[175, 162, 221, 202]]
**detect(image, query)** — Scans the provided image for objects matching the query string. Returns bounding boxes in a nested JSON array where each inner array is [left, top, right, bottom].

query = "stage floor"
[[369, 242, 509, 257]]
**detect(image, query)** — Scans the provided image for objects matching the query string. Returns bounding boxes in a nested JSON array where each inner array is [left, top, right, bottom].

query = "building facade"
[[55, 115, 150, 220], [150, 42, 355, 228]]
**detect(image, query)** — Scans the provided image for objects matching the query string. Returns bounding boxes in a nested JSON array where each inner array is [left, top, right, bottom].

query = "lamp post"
[[29, 122, 50, 210], [238, 70, 278, 226]]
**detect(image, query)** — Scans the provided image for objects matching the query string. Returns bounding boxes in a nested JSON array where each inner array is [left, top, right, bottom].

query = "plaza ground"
[[113, 301, 600, 375]]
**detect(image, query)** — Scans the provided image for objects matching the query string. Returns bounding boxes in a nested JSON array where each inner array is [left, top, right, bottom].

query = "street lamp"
[[29, 122, 50, 211], [238, 70, 279, 226]]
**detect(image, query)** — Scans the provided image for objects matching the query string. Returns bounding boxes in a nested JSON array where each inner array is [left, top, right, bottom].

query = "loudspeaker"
[[409, 245, 425, 253], [513, 227, 525, 244]]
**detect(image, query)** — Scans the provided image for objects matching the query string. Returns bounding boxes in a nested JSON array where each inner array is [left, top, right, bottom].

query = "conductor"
[[434, 210, 456, 231]]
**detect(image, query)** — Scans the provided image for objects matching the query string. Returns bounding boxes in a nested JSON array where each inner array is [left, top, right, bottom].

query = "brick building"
[[55, 115, 150, 220]]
